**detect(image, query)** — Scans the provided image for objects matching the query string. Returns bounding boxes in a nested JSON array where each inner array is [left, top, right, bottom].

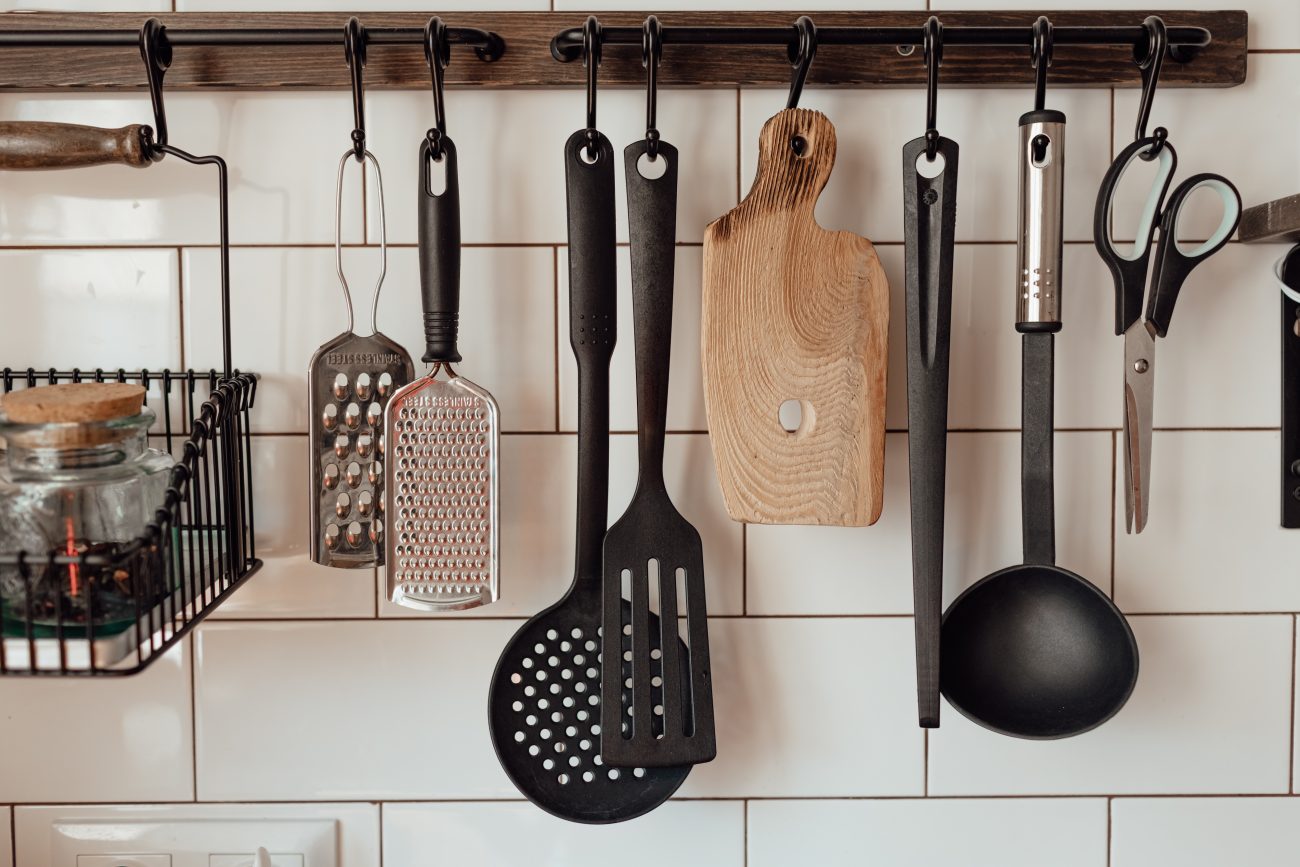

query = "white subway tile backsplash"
[[193, 620, 520, 800], [747, 431, 1114, 615], [0, 640, 192, 803], [739, 87, 1112, 244], [366, 88, 738, 245], [383, 801, 745, 867], [0, 92, 363, 246], [1116, 432, 1300, 613], [929, 615, 1294, 795], [184, 245, 556, 433], [748, 799, 1109, 867], [558, 246, 706, 433], [1112, 797, 1300, 866], [677, 617, 923, 797]]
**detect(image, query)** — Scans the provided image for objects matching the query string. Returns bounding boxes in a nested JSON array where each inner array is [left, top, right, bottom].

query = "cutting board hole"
[[778, 399, 813, 434], [915, 151, 946, 179], [789, 135, 809, 157], [637, 152, 668, 180]]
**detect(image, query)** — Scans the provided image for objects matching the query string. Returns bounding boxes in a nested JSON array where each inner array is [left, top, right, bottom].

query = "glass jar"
[[0, 398, 175, 636]]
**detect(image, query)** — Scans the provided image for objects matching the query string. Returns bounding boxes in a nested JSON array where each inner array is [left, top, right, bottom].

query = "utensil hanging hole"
[[790, 135, 808, 157], [897, 44, 915, 56], [915, 151, 946, 179], [424, 149, 448, 196], [1030, 134, 1052, 168], [637, 151, 668, 180], [779, 399, 814, 434], [579, 146, 600, 165]]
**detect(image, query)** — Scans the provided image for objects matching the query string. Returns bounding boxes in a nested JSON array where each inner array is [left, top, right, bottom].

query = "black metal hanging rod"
[[0, 25, 505, 61], [551, 22, 1211, 63]]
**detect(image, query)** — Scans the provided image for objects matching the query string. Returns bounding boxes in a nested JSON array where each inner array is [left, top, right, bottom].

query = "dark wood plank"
[[1241, 194, 1300, 244], [0, 10, 1246, 91]]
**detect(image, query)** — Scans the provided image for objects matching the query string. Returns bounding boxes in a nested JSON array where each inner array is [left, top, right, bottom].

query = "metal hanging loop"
[[1031, 15, 1053, 112], [344, 17, 368, 163], [642, 15, 663, 161], [424, 17, 450, 160], [785, 15, 817, 110], [138, 17, 172, 160], [582, 15, 602, 160], [1134, 15, 1169, 160], [922, 16, 943, 160]]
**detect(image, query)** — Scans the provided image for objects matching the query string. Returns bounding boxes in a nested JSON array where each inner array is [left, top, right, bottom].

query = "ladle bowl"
[[941, 564, 1139, 739]]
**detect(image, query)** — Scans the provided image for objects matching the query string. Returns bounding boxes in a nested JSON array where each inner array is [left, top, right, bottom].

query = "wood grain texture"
[[0, 11, 1246, 91], [0, 121, 151, 170], [702, 108, 888, 527], [1239, 193, 1300, 244]]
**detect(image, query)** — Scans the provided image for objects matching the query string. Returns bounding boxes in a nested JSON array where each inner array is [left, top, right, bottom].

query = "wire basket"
[[0, 126, 261, 675]]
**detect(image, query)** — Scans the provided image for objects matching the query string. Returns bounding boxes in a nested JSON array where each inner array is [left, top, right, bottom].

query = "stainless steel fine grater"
[[308, 149, 414, 568], [384, 135, 500, 611]]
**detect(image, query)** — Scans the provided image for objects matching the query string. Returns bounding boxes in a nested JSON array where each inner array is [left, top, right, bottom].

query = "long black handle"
[[566, 128, 617, 582], [625, 139, 678, 491], [419, 136, 462, 363], [1022, 331, 1056, 566], [1280, 246, 1300, 529], [902, 134, 958, 730]]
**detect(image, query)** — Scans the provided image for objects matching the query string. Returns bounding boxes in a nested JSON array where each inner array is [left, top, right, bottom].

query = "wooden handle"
[[0, 121, 152, 170]]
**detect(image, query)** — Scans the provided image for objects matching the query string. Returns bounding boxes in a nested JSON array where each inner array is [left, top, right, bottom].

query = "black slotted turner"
[[601, 138, 716, 769]]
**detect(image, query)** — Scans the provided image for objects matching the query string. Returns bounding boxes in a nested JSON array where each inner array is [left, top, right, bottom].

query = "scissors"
[[1094, 135, 1241, 534]]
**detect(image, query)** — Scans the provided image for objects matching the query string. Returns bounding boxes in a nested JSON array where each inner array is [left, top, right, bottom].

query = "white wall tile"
[[211, 436, 376, 619], [748, 799, 1108, 867], [1112, 56, 1299, 242], [929, 615, 1294, 795], [558, 246, 706, 433], [184, 245, 556, 434], [931, 0, 1295, 52], [1112, 797, 1300, 866], [379, 432, 743, 618], [748, 431, 1114, 615], [1116, 432, 1300, 613], [678, 618, 923, 797], [194, 620, 520, 800], [740, 88, 1111, 244], [0, 806, 10, 867], [0, 93, 363, 246], [366, 89, 737, 245], [0, 248, 179, 371], [383, 801, 744, 867], [13, 802, 379, 867], [0, 640, 192, 803]]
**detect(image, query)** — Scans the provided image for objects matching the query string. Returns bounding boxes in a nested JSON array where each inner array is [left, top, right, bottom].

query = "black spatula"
[[600, 138, 716, 769]]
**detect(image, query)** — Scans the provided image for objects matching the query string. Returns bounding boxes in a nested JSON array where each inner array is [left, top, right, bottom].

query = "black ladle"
[[939, 106, 1138, 740]]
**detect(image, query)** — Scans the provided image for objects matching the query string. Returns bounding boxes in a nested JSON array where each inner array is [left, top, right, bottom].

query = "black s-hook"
[[344, 17, 368, 162], [139, 17, 171, 161], [1134, 15, 1169, 160], [642, 15, 663, 161], [922, 16, 943, 161], [424, 17, 450, 160], [582, 16, 602, 160], [785, 16, 817, 111], [1031, 16, 1053, 112]]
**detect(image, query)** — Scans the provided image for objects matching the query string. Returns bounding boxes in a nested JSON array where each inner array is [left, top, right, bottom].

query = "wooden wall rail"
[[0, 10, 1246, 91]]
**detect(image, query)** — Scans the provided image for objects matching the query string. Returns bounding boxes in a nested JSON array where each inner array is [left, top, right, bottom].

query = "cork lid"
[[1, 382, 147, 424]]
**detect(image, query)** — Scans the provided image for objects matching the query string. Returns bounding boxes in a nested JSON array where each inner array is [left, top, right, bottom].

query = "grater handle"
[[624, 138, 678, 489], [565, 127, 617, 582], [0, 121, 153, 169], [419, 135, 463, 364]]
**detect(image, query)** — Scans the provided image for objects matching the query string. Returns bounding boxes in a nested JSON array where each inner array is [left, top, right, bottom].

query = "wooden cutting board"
[[702, 108, 889, 526]]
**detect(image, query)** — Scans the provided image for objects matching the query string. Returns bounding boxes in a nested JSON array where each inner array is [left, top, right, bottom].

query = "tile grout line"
[[735, 87, 742, 204], [9, 806, 15, 867], [1109, 430, 1117, 600], [1106, 796, 1113, 867], [1291, 616, 1297, 795], [201, 611, 1300, 622], [378, 801, 385, 867], [553, 245, 562, 433], [741, 523, 748, 616], [742, 799, 748, 867], [923, 728, 929, 797], [176, 247, 188, 373], [188, 632, 199, 803]]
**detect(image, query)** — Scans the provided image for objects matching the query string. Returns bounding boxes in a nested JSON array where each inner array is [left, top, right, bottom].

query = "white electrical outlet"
[[49, 819, 336, 867]]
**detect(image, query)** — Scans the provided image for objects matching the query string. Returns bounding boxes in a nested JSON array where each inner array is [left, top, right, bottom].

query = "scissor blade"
[[1123, 325, 1156, 534]]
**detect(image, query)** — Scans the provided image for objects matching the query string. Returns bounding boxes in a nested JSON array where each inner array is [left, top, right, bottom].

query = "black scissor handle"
[[1093, 135, 1176, 335], [1145, 173, 1241, 338]]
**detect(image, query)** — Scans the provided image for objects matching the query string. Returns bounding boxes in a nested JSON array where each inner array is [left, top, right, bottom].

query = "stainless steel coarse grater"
[[384, 135, 500, 611], [308, 149, 414, 568]]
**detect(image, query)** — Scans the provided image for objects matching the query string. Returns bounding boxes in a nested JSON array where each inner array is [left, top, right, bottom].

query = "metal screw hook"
[[582, 16, 602, 161], [642, 15, 663, 161], [785, 16, 817, 111], [138, 17, 171, 161], [424, 17, 450, 160], [1031, 16, 1053, 113], [344, 17, 368, 163], [922, 16, 943, 161], [1134, 15, 1169, 161]]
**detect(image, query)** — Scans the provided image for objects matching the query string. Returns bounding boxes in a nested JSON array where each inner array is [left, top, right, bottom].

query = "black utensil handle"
[[624, 138, 679, 486], [566, 128, 617, 581], [419, 135, 462, 364], [1022, 331, 1056, 567], [902, 133, 958, 729]]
